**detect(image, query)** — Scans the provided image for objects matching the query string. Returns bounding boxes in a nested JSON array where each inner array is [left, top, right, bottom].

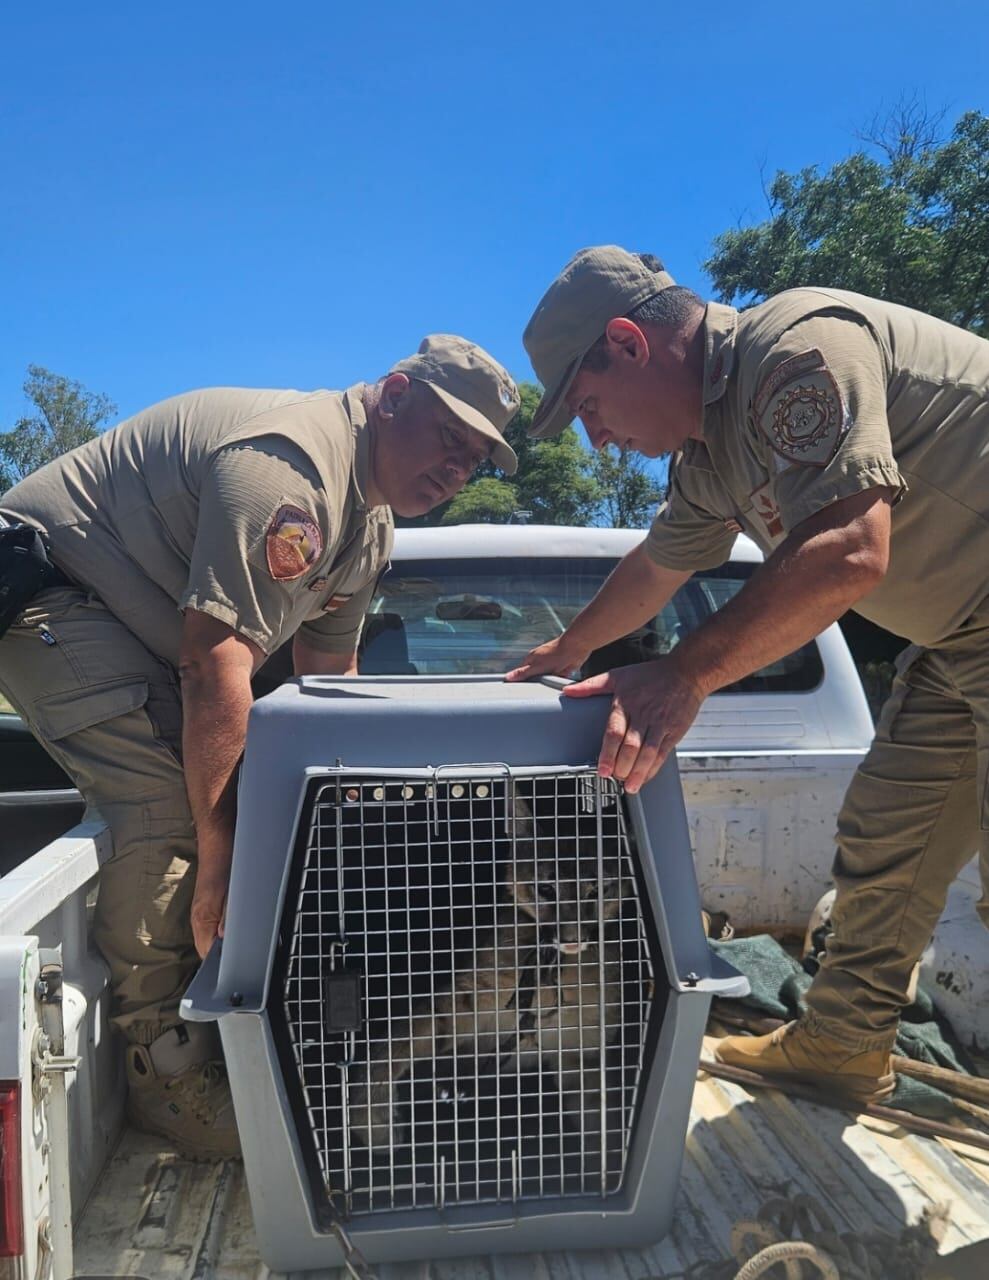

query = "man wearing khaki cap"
[[0, 335, 519, 1155], [509, 243, 989, 1108]]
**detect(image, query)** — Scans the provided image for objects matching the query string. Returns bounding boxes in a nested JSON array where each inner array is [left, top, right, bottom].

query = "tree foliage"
[[1, 365, 116, 491], [591, 446, 664, 529], [440, 476, 518, 525], [705, 108, 989, 336]]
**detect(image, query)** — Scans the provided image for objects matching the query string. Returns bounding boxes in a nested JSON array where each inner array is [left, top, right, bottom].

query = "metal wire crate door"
[[282, 768, 655, 1216]]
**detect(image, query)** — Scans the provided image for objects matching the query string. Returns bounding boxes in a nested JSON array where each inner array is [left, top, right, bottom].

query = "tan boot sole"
[[794, 1067, 896, 1107], [742, 1063, 897, 1108]]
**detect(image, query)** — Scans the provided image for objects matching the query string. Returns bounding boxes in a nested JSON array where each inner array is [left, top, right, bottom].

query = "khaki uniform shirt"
[[645, 289, 989, 646], [1, 383, 394, 667]]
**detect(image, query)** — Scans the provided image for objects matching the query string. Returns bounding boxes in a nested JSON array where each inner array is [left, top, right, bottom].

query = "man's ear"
[[604, 317, 651, 367], [378, 372, 411, 420]]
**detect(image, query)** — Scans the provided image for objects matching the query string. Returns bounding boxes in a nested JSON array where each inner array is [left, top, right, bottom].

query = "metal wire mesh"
[[282, 769, 654, 1216]]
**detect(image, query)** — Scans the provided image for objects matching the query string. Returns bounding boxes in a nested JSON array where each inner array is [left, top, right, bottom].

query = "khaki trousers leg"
[[806, 610, 989, 1049], [0, 586, 197, 1044]]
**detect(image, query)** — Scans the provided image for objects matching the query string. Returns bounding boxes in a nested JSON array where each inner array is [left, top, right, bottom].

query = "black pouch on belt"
[[0, 522, 64, 638]]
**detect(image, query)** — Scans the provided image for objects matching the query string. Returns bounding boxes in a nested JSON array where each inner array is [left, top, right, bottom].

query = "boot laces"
[[195, 1060, 226, 1097]]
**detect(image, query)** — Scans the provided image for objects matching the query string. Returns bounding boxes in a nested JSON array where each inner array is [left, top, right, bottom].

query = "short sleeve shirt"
[[645, 290, 989, 646], [1, 384, 394, 666]]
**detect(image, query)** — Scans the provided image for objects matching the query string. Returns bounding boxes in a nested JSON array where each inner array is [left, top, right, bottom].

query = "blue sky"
[[3, 2, 988, 450]]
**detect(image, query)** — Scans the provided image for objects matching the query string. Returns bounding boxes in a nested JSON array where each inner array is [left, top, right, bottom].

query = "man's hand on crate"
[[563, 658, 703, 793], [505, 633, 590, 682]]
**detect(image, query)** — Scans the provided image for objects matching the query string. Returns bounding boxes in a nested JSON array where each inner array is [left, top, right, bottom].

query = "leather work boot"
[[713, 1018, 896, 1107], [125, 1023, 241, 1159]]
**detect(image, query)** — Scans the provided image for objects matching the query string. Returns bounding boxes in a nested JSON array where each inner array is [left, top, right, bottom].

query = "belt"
[[0, 515, 75, 590], [47, 563, 74, 590]]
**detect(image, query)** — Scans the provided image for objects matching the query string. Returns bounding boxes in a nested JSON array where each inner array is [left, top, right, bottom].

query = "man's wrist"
[[666, 641, 719, 701], [193, 837, 233, 880], [561, 619, 597, 657]]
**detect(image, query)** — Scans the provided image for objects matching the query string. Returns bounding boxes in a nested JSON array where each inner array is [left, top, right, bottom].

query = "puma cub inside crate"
[[183, 676, 747, 1273]]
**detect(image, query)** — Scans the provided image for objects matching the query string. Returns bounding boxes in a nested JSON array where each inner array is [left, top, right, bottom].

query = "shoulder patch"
[[753, 348, 849, 468], [265, 505, 323, 581]]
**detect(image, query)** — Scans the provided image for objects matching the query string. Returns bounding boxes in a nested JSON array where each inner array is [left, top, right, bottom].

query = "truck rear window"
[[366, 557, 823, 693]]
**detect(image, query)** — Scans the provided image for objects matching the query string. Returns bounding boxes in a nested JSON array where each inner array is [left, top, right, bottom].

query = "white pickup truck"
[[1, 525, 986, 1279]]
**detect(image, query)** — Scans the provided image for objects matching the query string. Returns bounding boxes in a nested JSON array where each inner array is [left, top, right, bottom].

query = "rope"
[[733, 1241, 839, 1280], [665, 1194, 950, 1280]]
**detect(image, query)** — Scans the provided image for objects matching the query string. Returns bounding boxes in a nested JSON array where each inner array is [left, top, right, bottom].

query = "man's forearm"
[[567, 542, 692, 652], [670, 522, 885, 698], [293, 635, 359, 676], [179, 663, 254, 887]]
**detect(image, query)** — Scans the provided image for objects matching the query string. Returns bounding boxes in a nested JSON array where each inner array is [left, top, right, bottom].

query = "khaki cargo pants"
[[0, 586, 197, 1045], [807, 600, 989, 1049]]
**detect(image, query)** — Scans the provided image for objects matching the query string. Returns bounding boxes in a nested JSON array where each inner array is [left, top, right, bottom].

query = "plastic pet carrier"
[[184, 676, 747, 1272]]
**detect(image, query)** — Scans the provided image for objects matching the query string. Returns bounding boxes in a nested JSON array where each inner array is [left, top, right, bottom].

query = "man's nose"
[[444, 456, 469, 482], [584, 421, 611, 450]]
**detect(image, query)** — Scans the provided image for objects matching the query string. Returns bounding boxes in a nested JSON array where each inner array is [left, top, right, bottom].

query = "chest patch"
[[754, 348, 849, 468], [265, 505, 323, 581]]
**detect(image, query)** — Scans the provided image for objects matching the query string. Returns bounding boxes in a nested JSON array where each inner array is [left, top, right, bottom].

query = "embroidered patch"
[[723, 517, 743, 534], [265, 506, 322, 581], [307, 576, 329, 593], [748, 481, 785, 543], [321, 593, 352, 614], [754, 349, 848, 468]]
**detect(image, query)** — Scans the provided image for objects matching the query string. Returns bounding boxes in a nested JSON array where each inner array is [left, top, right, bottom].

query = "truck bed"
[[73, 1034, 989, 1279]]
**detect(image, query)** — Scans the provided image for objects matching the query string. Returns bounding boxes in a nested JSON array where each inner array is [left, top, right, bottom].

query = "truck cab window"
[[364, 557, 823, 693]]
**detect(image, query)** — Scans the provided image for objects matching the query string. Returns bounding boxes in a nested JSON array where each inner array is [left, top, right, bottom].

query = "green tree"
[[440, 476, 518, 525], [1, 364, 116, 491], [514, 426, 602, 525], [704, 108, 989, 336], [591, 446, 664, 528]]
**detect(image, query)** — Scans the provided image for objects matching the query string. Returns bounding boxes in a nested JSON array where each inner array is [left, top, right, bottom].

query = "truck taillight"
[[0, 1083, 22, 1257]]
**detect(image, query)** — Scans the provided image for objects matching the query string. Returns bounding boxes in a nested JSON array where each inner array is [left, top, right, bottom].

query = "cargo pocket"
[[139, 803, 197, 950], [31, 678, 149, 742]]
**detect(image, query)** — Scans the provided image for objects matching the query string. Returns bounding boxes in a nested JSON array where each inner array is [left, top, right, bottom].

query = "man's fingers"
[[611, 729, 644, 782], [622, 738, 668, 794], [505, 652, 557, 682], [564, 672, 615, 699], [597, 702, 628, 777], [192, 896, 225, 957]]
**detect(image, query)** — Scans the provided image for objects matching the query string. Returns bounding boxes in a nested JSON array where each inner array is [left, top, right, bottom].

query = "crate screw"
[[229, 991, 244, 1007]]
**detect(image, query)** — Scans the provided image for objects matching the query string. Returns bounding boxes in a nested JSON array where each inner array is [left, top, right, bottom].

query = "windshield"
[[364, 556, 823, 693]]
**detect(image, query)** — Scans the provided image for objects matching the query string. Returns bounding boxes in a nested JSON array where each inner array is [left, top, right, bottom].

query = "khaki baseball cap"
[[390, 334, 520, 475], [523, 246, 676, 439]]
